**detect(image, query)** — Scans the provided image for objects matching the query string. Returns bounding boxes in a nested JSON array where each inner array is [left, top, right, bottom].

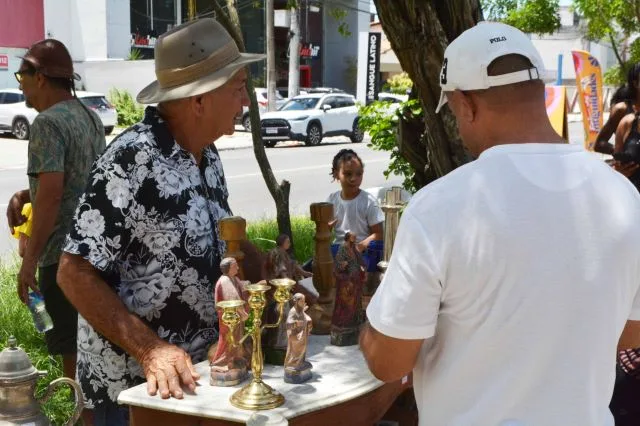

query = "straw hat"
[[137, 18, 265, 104]]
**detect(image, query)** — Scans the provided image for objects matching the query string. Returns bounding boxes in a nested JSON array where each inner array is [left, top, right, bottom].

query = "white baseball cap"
[[435, 21, 549, 113]]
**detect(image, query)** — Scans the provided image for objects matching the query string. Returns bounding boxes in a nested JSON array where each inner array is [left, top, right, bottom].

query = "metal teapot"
[[0, 336, 83, 425]]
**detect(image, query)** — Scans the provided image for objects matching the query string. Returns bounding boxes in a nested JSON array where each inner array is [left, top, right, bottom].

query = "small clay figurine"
[[330, 231, 366, 346], [210, 257, 251, 386], [284, 293, 313, 384], [264, 234, 316, 365]]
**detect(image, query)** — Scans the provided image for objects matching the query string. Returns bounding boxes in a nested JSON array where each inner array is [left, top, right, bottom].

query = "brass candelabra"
[[218, 278, 296, 410]]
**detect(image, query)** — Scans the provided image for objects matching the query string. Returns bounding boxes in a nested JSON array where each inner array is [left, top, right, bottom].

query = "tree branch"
[[608, 32, 624, 68], [211, 0, 294, 243]]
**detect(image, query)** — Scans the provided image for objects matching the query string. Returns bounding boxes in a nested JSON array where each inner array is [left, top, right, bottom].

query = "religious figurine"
[[264, 234, 316, 364], [265, 234, 316, 300], [284, 293, 313, 384], [210, 257, 251, 386], [330, 231, 366, 346]]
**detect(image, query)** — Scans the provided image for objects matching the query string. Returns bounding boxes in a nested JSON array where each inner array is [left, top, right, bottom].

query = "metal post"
[[556, 54, 563, 86]]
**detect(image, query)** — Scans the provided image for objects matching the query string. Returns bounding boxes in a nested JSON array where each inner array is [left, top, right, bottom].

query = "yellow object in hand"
[[12, 203, 33, 239]]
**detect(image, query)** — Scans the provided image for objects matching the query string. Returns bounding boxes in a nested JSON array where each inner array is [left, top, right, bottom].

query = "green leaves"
[[108, 88, 145, 128], [382, 72, 413, 95], [329, 7, 352, 37], [358, 100, 421, 193], [481, 0, 561, 34], [573, 0, 635, 40]]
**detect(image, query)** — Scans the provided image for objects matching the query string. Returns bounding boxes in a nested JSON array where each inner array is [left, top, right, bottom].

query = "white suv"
[[260, 93, 363, 147], [0, 89, 37, 140], [237, 88, 287, 131], [0, 89, 117, 139]]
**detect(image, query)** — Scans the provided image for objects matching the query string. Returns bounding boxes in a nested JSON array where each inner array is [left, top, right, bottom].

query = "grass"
[[0, 258, 76, 425], [246, 216, 315, 263], [0, 217, 316, 422]]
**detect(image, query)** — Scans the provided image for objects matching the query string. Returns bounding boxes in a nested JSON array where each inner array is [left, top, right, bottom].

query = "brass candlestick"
[[220, 278, 296, 410]]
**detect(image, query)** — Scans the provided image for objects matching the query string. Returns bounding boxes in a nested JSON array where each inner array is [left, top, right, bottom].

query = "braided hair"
[[330, 149, 364, 181]]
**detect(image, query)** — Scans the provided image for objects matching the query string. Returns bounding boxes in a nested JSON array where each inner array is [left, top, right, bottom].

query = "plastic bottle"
[[28, 292, 53, 333]]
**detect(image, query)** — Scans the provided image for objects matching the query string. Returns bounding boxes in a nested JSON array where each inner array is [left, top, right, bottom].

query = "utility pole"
[[266, 0, 277, 111], [287, 3, 301, 98]]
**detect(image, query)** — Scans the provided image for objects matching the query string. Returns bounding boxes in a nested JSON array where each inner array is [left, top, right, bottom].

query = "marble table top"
[[117, 335, 383, 423]]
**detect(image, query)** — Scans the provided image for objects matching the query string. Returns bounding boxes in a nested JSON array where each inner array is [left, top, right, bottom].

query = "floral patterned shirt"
[[64, 107, 231, 407]]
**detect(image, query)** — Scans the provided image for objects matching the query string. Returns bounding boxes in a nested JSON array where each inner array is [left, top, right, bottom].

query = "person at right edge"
[[361, 21, 640, 426], [610, 85, 640, 425]]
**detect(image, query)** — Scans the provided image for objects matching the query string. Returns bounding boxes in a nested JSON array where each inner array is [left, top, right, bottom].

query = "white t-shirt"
[[367, 143, 640, 426], [327, 189, 384, 244]]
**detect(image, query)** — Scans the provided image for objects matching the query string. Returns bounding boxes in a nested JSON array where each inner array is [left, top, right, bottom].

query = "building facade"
[[0, 0, 369, 96]]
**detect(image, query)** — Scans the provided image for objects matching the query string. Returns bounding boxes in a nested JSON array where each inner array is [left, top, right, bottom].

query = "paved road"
[[0, 129, 401, 259], [0, 119, 606, 259]]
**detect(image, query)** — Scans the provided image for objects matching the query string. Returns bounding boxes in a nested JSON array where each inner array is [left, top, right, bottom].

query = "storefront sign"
[[366, 32, 381, 103], [0, 55, 8, 70], [300, 43, 320, 58]]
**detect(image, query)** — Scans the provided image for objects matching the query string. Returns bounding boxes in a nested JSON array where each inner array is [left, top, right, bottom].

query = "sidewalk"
[[106, 125, 256, 151], [0, 127, 259, 171]]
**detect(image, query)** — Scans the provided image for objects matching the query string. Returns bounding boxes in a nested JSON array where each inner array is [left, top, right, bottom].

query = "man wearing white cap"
[[361, 21, 640, 425], [57, 18, 264, 425]]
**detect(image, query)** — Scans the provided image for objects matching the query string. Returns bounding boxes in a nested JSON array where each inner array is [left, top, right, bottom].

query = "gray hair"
[[292, 293, 305, 303], [220, 257, 237, 274]]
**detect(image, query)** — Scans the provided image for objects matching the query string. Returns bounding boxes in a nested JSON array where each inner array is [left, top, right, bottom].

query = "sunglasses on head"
[[14, 68, 37, 83]]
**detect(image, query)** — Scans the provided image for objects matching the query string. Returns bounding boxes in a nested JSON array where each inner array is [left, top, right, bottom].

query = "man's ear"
[[35, 72, 47, 89], [191, 94, 206, 116], [455, 90, 477, 124]]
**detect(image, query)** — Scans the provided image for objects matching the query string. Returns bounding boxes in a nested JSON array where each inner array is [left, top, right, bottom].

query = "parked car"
[[0, 89, 116, 140], [77, 91, 117, 135], [299, 87, 345, 95], [377, 92, 409, 116], [236, 88, 287, 132], [260, 93, 363, 147], [0, 89, 35, 140]]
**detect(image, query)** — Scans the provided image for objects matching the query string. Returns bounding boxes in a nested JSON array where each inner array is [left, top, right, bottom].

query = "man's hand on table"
[[140, 342, 200, 399]]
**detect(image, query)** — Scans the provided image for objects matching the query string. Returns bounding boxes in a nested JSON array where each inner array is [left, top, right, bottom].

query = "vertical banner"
[[365, 32, 381, 104], [571, 50, 604, 151], [545, 86, 569, 140]]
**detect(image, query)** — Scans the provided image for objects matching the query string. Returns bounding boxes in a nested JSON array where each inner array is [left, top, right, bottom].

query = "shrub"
[[382, 72, 413, 95], [108, 88, 145, 127]]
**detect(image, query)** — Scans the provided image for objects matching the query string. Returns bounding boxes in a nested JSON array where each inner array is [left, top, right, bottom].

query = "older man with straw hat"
[[57, 18, 264, 425]]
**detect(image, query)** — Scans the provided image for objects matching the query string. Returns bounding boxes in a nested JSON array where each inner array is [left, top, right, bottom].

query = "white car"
[[0, 89, 117, 140], [260, 93, 363, 147], [237, 88, 287, 132], [377, 92, 409, 116], [0, 89, 36, 140]]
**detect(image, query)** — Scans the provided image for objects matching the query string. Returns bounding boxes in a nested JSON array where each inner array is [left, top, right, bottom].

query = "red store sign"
[[0, 55, 8, 70]]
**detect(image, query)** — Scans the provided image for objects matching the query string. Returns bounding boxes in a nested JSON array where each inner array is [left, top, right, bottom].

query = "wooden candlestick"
[[310, 202, 334, 301], [220, 216, 247, 280], [309, 202, 334, 335]]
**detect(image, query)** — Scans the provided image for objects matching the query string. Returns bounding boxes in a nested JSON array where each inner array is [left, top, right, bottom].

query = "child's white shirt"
[[327, 190, 384, 244]]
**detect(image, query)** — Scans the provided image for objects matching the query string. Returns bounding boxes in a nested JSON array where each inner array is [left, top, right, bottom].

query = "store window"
[[130, 0, 183, 58]]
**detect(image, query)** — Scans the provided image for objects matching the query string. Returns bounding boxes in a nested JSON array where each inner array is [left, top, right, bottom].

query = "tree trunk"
[[288, 5, 301, 98], [212, 1, 294, 246], [266, 0, 277, 111], [373, 0, 482, 188]]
